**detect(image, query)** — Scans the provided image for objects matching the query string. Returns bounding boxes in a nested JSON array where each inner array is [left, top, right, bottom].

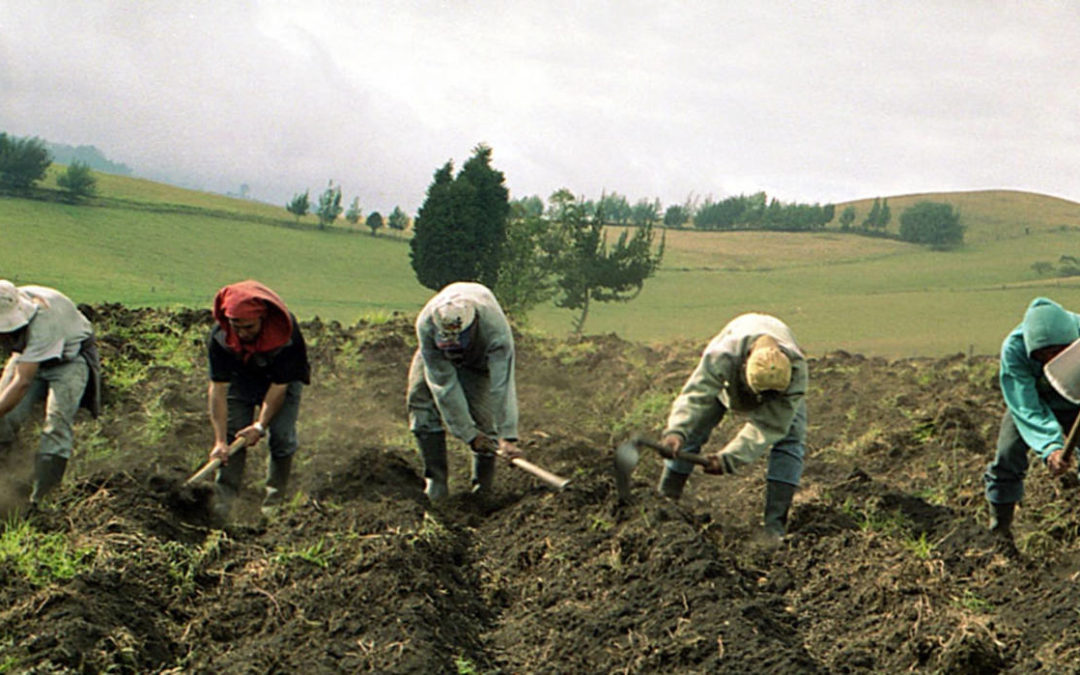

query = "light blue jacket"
[[1000, 297, 1080, 460]]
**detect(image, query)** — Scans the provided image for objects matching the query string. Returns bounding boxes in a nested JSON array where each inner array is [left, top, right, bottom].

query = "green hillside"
[[3, 171, 1080, 356], [2, 168, 431, 322]]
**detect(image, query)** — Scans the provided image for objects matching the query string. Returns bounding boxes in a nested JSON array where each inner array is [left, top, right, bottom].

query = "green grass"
[[530, 226, 1080, 356], [1, 191, 431, 324], [3, 174, 1080, 357], [0, 519, 94, 587]]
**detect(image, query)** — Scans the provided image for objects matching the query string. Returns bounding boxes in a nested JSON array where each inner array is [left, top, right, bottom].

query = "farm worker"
[[0, 280, 101, 506], [658, 313, 808, 539], [983, 297, 1080, 540], [407, 282, 522, 501], [207, 280, 310, 519]]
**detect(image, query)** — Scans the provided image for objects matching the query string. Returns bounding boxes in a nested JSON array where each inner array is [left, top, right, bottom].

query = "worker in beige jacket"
[[658, 313, 808, 538]]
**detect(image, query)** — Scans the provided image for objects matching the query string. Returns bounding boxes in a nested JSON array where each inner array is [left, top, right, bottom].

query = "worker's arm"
[[0, 359, 38, 418], [234, 382, 288, 446], [208, 381, 231, 462]]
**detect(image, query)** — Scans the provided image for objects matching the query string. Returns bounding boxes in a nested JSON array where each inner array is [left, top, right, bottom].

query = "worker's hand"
[[209, 440, 232, 464], [703, 453, 726, 476], [498, 439, 523, 460], [1047, 448, 1071, 476], [659, 434, 683, 459], [235, 423, 264, 447]]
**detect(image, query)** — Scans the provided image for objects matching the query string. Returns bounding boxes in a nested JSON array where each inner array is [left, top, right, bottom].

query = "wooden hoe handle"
[[184, 437, 249, 486]]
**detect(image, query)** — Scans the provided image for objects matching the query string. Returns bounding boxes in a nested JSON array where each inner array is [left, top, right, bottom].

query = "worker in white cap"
[[0, 280, 100, 507], [658, 313, 808, 539], [407, 282, 521, 501]]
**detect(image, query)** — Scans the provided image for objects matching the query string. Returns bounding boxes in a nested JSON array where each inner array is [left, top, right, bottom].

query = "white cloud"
[[1, 0, 1077, 212]]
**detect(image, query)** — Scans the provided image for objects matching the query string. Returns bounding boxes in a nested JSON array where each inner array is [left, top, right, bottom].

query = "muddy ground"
[[1, 305, 1079, 673]]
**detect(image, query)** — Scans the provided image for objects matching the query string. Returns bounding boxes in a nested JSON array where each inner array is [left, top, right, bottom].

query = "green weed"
[[0, 518, 94, 587], [590, 516, 613, 532], [455, 655, 479, 675], [140, 394, 173, 445], [272, 537, 335, 569], [0, 636, 18, 674], [162, 530, 225, 598], [953, 589, 993, 614], [840, 498, 910, 537], [901, 532, 935, 559]]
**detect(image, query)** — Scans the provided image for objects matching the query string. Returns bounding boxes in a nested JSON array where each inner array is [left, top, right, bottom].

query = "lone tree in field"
[[0, 133, 51, 191], [56, 161, 97, 200], [838, 205, 856, 231], [410, 144, 510, 290], [315, 181, 343, 229], [549, 189, 665, 335], [387, 206, 409, 232], [344, 197, 362, 226], [663, 204, 690, 229], [365, 211, 384, 236], [899, 201, 964, 249], [286, 190, 310, 222]]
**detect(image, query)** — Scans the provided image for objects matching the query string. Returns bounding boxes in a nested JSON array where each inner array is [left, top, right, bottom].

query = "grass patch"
[[272, 537, 335, 569], [0, 519, 94, 587], [5, 178, 1080, 357], [162, 530, 226, 598]]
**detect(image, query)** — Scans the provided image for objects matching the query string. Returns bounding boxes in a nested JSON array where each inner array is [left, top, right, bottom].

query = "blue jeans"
[[984, 408, 1079, 505], [0, 357, 89, 459], [663, 399, 807, 486]]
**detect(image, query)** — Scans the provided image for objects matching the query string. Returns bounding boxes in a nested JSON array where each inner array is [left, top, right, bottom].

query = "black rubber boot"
[[417, 432, 449, 501], [262, 454, 293, 509], [764, 480, 796, 538], [657, 467, 690, 500], [212, 448, 247, 523], [989, 501, 1015, 538], [471, 452, 496, 495], [29, 454, 68, 504]]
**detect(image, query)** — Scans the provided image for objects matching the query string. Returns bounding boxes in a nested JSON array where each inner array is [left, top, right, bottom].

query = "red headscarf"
[[212, 280, 293, 360]]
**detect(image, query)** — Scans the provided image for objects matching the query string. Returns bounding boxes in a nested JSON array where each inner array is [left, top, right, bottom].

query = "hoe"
[[613, 435, 710, 501]]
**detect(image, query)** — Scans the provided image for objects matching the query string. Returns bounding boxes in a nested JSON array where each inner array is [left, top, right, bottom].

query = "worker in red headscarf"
[[206, 280, 310, 520]]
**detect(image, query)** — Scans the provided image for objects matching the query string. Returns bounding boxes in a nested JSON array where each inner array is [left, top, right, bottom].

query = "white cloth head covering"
[[0, 280, 38, 332], [432, 293, 477, 347]]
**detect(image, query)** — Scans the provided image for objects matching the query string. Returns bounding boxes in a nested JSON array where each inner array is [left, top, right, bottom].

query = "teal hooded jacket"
[[1000, 297, 1080, 459]]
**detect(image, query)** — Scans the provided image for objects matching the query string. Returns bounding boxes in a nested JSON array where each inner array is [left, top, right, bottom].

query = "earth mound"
[[1, 306, 1078, 673]]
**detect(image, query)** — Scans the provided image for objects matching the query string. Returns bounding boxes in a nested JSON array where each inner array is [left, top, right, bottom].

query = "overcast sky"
[[2, 1, 1077, 213]]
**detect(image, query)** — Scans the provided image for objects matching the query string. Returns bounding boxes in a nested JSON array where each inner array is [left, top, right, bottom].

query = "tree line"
[[0, 132, 97, 199], [285, 183, 409, 236]]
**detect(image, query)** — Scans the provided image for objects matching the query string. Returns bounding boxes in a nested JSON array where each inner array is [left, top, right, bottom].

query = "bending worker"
[[407, 282, 521, 501], [984, 297, 1080, 540], [0, 280, 101, 506], [658, 313, 808, 539], [207, 280, 310, 518]]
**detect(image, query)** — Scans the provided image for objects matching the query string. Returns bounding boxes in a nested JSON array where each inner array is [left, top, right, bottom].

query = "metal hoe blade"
[[613, 441, 640, 501]]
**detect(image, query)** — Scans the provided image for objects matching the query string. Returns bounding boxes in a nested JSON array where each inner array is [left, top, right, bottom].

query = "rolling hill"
[[3, 169, 1080, 356]]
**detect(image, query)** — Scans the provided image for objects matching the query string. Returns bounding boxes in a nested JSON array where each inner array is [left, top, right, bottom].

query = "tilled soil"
[[1, 306, 1079, 673]]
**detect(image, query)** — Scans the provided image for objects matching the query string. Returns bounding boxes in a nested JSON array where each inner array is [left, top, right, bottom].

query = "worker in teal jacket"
[[984, 297, 1080, 539]]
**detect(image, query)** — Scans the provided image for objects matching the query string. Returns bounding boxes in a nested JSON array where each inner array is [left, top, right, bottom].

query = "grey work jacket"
[[415, 283, 519, 443]]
